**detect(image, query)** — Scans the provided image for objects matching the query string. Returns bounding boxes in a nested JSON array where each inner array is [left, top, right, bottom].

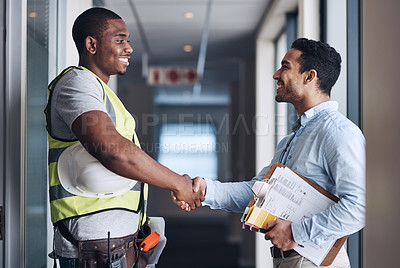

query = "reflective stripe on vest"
[[45, 66, 147, 224]]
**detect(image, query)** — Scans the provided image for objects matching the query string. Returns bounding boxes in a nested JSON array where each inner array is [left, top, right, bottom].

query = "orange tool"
[[139, 231, 161, 251]]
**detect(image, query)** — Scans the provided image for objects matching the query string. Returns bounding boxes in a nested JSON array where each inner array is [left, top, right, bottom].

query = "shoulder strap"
[[44, 66, 83, 140], [138, 182, 147, 230], [55, 221, 79, 248]]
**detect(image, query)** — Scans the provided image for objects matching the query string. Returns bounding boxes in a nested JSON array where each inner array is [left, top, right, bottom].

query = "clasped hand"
[[171, 176, 206, 212], [264, 219, 298, 251]]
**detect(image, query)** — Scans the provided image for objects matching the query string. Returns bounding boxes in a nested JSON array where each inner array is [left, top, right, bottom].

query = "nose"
[[126, 42, 133, 54], [273, 68, 281, 80]]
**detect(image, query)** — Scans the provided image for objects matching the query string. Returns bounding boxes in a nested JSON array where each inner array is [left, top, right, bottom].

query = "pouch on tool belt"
[[132, 222, 160, 268], [77, 233, 137, 268]]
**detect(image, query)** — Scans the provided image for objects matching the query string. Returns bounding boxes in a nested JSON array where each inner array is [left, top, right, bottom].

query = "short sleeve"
[[50, 69, 108, 140]]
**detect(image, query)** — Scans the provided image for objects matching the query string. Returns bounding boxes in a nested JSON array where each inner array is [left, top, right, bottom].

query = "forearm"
[[89, 135, 184, 192], [203, 165, 271, 212], [72, 110, 185, 192], [203, 178, 257, 213]]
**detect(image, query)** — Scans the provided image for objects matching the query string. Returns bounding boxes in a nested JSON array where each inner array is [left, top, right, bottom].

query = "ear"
[[84, 36, 97, 55], [304, 69, 317, 85]]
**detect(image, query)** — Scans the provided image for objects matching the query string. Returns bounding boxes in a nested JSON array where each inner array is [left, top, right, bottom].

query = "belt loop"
[[279, 248, 285, 259], [270, 246, 275, 258]]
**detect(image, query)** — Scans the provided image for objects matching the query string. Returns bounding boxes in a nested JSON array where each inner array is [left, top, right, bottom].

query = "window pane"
[[158, 124, 218, 180], [275, 33, 289, 145], [25, 0, 51, 266]]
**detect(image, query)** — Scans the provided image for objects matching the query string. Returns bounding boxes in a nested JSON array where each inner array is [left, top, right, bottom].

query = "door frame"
[[3, 0, 27, 267]]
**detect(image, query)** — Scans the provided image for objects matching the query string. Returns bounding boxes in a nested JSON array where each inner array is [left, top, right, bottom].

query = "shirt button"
[[288, 155, 292, 160]]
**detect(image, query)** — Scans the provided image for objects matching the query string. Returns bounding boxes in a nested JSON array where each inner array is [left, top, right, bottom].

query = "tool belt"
[[53, 184, 157, 268], [57, 221, 156, 268], [78, 233, 136, 267]]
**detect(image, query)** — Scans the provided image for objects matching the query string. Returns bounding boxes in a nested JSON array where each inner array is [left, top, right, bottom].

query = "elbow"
[[87, 142, 133, 171]]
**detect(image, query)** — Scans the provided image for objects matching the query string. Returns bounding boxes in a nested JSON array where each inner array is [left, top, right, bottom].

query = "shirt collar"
[[299, 101, 338, 127]]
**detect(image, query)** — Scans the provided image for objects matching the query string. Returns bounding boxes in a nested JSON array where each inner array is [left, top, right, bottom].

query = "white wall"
[[59, 0, 119, 92], [58, 0, 92, 71], [363, 0, 400, 267], [275, 34, 289, 143], [325, 0, 347, 116], [255, 0, 298, 267], [255, 39, 276, 268], [298, 0, 319, 40]]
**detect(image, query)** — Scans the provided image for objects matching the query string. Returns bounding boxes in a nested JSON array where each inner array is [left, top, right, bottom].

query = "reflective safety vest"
[[44, 66, 148, 225]]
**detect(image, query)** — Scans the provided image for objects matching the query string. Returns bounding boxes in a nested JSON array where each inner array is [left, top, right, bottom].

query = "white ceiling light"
[[183, 45, 193, 52], [184, 12, 194, 19], [28, 12, 37, 18]]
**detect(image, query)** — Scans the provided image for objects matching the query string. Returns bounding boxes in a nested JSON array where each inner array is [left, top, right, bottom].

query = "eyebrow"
[[114, 33, 129, 38], [281, 60, 290, 66]]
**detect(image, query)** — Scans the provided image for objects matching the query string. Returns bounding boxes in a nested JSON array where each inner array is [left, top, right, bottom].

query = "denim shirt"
[[203, 101, 366, 245]]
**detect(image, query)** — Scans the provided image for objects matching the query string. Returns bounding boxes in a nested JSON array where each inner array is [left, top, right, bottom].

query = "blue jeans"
[[58, 256, 78, 268], [57, 256, 154, 268]]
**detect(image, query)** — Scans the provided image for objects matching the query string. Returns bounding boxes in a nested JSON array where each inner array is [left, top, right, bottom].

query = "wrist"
[[201, 178, 207, 196], [202, 178, 213, 203], [171, 174, 187, 194], [291, 221, 305, 243]]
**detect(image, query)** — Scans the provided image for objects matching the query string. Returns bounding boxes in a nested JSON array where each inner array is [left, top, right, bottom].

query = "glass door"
[[0, 0, 5, 264], [25, 0, 55, 266]]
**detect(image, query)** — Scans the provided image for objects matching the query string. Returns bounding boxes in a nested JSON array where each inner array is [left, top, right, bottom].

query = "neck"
[[295, 95, 330, 118], [78, 59, 109, 84]]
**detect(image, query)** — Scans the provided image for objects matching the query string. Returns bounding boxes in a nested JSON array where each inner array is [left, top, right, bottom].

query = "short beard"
[[275, 95, 285, 102], [275, 91, 302, 105], [275, 82, 302, 104]]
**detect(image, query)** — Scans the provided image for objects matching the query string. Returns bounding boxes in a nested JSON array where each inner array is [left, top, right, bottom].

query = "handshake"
[[171, 175, 207, 212]]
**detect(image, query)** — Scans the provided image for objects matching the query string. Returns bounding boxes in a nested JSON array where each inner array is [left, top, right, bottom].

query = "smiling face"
[[273, 48, 307, 106], [91, 19, 133, 81]]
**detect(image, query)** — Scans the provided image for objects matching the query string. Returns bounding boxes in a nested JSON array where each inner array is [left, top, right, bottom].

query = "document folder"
[[241, 163, 348, 266]]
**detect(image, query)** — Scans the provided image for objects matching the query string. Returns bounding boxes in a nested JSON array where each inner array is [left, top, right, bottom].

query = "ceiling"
[[96, 0, 271, 66], [95, 0, 272, 105]]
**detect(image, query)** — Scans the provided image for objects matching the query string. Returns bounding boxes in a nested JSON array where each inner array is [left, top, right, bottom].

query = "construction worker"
[[45, 7, 203, 267]]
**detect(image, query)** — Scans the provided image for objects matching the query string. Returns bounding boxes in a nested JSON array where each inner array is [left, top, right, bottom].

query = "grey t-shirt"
[[50, 68, 139, 258]]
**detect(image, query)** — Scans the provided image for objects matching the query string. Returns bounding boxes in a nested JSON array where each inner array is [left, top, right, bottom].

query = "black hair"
[[72, 7, 122, 55], [291, 38, 341, 96]]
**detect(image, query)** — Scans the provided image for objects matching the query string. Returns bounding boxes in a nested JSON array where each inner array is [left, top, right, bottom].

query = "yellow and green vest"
[[45, 66, 147, 225]]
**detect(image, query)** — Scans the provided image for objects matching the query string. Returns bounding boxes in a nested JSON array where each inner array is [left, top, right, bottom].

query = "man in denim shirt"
[[175, 38, 365, 267]]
